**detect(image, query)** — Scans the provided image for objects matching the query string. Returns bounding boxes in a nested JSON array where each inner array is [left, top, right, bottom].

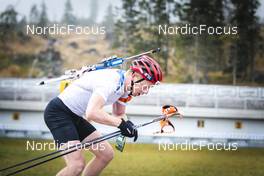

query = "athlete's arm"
[[112, 102, 126, 117], [85, 93, 137, 139], [85, 93, 122, 127]]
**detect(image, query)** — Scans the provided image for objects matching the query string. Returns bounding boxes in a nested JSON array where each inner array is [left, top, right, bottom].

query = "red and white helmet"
[[130, 55, 163, 84]]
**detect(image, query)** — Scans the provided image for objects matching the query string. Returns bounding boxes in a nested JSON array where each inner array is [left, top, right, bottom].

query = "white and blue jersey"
[[58, 69, 129, 117]]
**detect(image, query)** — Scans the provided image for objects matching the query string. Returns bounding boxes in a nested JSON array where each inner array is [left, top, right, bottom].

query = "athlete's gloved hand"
[[118, 119, 138, 142]]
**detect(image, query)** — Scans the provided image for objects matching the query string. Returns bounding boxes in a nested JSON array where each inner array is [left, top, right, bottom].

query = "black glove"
[[118, 119, 138, 142]]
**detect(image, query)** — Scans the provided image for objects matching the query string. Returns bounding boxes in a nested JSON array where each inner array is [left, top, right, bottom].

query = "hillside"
[[0, 33, 263, 86], [0, 34, 129, 78]]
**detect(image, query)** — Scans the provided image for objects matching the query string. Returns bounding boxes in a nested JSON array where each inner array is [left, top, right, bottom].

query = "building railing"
[[0, 78, 264, 110]]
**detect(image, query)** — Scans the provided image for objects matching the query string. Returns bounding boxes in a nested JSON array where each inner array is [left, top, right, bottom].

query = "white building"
[[0, 79, 263, 147]]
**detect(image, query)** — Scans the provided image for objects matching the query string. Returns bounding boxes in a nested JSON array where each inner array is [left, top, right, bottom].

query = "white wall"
[[1, 111, 263, 141]]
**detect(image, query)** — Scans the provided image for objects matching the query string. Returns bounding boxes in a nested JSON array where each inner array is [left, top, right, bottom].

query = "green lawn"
[[0, 138, 264, 176]]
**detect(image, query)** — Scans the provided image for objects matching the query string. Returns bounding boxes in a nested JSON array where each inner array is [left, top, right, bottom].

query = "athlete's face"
[[131, 78, 154, 97]]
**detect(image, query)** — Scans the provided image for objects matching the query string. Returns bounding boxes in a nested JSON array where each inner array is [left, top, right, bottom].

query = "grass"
[[0, 138, 264, 176]]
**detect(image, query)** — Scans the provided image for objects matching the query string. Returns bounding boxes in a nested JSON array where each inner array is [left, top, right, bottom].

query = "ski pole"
[[0, 130, 121, 172], [3, 131, 121, 176], [1, 111, 180, 176]]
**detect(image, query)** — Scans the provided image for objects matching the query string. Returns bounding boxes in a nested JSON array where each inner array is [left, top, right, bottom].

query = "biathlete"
[[44, 55, 163, 176]]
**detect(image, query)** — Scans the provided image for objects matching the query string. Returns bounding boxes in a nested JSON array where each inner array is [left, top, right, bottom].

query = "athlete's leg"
[[82, 131, 114, 176], [56, 140, 85, 176]]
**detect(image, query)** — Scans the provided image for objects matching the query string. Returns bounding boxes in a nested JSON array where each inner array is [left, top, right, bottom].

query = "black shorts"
[[44, 97, 96, 146]]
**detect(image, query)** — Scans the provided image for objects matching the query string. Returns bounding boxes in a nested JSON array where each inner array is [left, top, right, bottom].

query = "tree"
[[38, 1, 49, 38], [38, 1, 48, 27], [0, 5, 17, 29], [29, 4, 39, 24], [174, 0, 225, 83], [17, 16, 30, 43], [88, 0, 98, 24], [114, 0, 172, 74], [102, 4, 115, 45], [229, 0, 261, 82], [139, 0, 173, 75], [114, 0, 142, 53], [62, 0, 76, 24], [0, 5, 18, 42]]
